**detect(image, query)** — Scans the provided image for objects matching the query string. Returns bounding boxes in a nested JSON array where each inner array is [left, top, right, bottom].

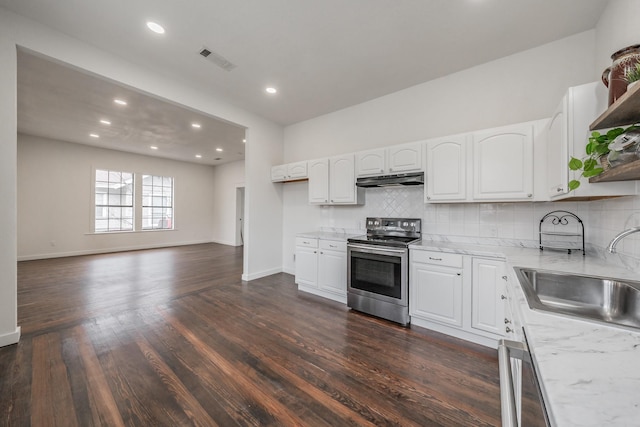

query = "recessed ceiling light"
[[191, 123, 201, 129], [150, 146, 158, 150], [114, 99, 127, 106], [100, 119, 111, 125], [89, 133, 99, 138], [216, 148, 223, 152], [265, 87, 277, 94], [195, 154, 202, 158], [242, 138, 246, 143], [146, 21, 165, 34]]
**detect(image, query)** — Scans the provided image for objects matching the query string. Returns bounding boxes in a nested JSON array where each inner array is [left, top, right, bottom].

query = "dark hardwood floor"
[[1, 243, 501, 426]]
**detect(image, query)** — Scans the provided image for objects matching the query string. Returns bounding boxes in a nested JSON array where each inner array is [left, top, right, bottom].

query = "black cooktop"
[[348, 217, 422, 248], [348, 235, 421, 248]]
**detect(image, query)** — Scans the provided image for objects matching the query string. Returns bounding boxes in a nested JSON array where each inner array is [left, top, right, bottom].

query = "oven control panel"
[[366, 217, 421, 233]]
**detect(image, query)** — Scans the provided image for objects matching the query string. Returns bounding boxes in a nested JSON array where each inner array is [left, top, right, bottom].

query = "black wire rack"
[[539, 210, 585, 255]]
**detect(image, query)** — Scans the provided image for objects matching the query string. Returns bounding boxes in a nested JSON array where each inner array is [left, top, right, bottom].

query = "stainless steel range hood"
[[356, 172, 424, 188]]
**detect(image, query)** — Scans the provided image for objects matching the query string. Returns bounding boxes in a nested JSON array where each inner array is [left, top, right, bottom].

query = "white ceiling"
[[4, 0, 609, 163], [17, 50, 246, 166]]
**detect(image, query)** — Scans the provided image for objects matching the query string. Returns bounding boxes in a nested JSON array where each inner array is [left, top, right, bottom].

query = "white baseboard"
[[410, 317, 499, 349], [0, 327, 21, 347], [282, 267, 295, 275], [242, 267, 283, 281], [211, 238, 242, 247], [17, 240, 214, 261]]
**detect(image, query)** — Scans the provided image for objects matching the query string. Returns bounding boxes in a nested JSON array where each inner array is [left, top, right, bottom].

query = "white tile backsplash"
[[309, 186, 640, 265]]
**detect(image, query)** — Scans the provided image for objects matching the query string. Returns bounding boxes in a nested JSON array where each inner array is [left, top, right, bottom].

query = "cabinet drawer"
[[296, 237, 318, 248], [411, 250, 463, 268], [319, 240, 346, 252]]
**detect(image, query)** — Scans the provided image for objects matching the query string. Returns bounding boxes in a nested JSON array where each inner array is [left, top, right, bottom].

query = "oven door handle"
[[347, 244, 407, 254], [498, 339, 527, 427]]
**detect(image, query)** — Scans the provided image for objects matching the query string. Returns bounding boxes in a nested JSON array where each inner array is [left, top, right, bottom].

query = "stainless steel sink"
[[514, 267, 640, 330]]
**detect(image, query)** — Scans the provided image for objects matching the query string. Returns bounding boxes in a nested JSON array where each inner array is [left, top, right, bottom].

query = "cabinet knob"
[[389, 167, 394, 172], [527, 193, 533, 198], [313, 251, 317, 254], [320, 251, 323, 254], [426, 196, 431, 200], [501, 275, 507, 281], [380, 169, 384, 173], [501, 295, 507, 300], [505, 326, 513, 333], [557, 187, 563, 192], [428, 257, 442, 261], [504, 318, 512, 324]]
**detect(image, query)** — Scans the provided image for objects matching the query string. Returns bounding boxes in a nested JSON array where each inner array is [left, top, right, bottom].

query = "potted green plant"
[[568, 125, 638, 191], [625, 62, 640, 89]]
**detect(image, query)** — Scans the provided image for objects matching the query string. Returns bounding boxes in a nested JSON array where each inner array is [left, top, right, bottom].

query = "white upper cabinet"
[[425, 135, 468, 202], [355, 142, 423, 177], [271, 161, 308, 182], [546, 96, 569, 199], [271, 164, 288, 182], [546, 82, 636, 200], [356, 148, 386, 177], [388, 142, 423, 173], [329, 154, 357, 203], [309, 155, 363, 205], [308, 158, 329, 203], [287, 161, 308, 180], [473, 122, 534, 201]]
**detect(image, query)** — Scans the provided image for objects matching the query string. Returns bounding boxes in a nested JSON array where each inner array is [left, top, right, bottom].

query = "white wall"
[[284, 31, 596, 162], [0, 8, 284, 346], [0, 38, 20, 346], [211, 160, 245, 246], [281, 31, 599, 273], [17, 134, 219, 259]]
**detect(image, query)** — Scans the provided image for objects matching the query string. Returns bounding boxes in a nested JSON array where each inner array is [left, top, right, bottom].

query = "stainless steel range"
[[347, 217, 421, 326]]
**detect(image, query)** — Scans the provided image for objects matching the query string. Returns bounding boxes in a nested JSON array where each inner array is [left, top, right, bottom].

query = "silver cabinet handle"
[[329, 244, 337, 248], [501, 295, 507, 300], [504, 318, 511, 324], [557, 187, 563, 192], [428, 256, 442, 261], [502, 275, 507, 281], [505, 326, 513, 333], [313, 251, 317, 254], [426, 196, 431, 200], [527, 193, 533, 198]]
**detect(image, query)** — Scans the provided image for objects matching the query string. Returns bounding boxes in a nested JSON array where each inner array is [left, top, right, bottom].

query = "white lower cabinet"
[[410, 250, 463, 327], [410, 249, 507, 348], [471, 258, 506, 336], [295, 237, 347, 303]]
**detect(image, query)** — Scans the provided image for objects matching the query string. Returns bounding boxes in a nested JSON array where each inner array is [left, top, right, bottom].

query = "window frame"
[[141, 174, 174, 231], [94, 169, 135, 233]]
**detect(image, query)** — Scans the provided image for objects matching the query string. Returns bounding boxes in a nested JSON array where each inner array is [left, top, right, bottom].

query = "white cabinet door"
[[271, 164, 287, 182], [388, 142, 423, 173], [287, 161, 308, 179], [471, 258, 506, 336], [425, 135, 468, 202], [318, 248, 347, 296], [308, 158, 329, 204], [295, 246, 318, 288], [473, 123, 533, 201], [329, 154, 356, 203], [546, 96, 569, 199], [356, 148, 386, 177], [410, 262, 463, 327]]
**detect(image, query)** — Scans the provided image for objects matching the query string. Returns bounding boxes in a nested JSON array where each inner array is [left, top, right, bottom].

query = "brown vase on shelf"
[[602, 44, 640, 106]]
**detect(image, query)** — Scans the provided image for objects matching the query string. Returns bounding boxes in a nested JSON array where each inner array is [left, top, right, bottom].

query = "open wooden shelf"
[[590, 82, 640, 130], [589, 158, 640, 183]]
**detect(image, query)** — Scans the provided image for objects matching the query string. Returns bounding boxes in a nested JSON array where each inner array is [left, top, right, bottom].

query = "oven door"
[[347, 243, 408, 306], [498, 333, 550, 427]]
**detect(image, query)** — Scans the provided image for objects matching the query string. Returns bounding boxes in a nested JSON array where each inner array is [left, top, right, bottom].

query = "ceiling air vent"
[[199, 47, 236, 72]]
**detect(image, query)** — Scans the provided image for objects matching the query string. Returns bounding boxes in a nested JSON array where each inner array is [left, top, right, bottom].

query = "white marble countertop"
[[297, 230, 362, 242], [410, 239, 640, 426]]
